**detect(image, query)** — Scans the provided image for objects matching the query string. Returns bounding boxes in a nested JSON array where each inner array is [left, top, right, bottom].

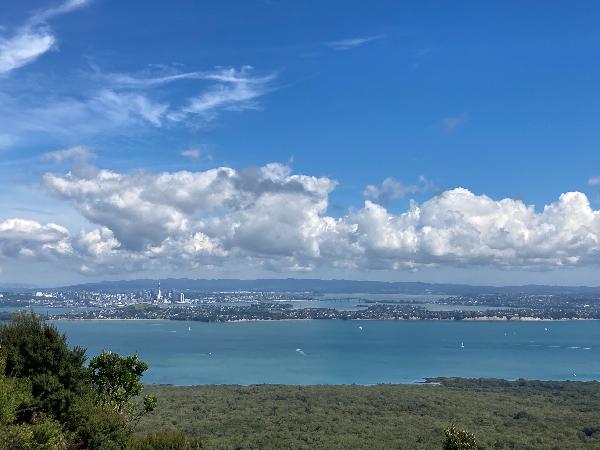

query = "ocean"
[[50, 319, 600, 385]]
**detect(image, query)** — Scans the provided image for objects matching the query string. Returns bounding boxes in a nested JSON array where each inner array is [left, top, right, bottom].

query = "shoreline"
[[47, 316, 600, 322], [142, 377, 600, 388]]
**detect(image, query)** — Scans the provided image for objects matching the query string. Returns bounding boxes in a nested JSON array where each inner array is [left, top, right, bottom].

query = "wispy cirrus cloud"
[[0, 31, 55, 75], [325, 35, 384, 51], [0, 2, 276, 149], [588, 176, 600, 186], [99, 65, 276, 123], [94, 90, 169, 127], [41, 145, 95, 164], [441, 113, 468, 132], [0, 133, 18, 150], [180, 149, 201, 159], [0, 87, 168, 141], [30, 0, 91, 23], [0, 65, 276, 148], [105, 66, 272, 88], [0, 0, 91, 75], [179, 148, 213, 161], [167, 66, 276, 122]]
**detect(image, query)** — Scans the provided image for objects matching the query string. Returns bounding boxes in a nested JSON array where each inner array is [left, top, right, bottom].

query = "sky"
[[2, 0, 600, 286]]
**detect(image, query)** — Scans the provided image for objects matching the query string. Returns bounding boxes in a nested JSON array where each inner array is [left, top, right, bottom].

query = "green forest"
[[2, 313, 600, 449], [138, 379, 600, 449]]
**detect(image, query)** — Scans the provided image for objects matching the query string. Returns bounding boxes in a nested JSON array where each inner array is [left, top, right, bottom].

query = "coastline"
[[47, 316, 600, 322], [142, 377, 600, 388]]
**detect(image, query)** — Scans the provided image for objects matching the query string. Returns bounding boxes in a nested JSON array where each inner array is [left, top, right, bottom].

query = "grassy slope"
[[138, 379, 600, 449]]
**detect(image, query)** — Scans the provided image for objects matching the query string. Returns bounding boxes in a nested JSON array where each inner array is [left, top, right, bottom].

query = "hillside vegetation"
[[0, 313, 201, 449], [139, 379, 600, 449]]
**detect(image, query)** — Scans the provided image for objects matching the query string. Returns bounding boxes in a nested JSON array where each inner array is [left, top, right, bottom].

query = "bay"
[[52, 319, 600, 385]]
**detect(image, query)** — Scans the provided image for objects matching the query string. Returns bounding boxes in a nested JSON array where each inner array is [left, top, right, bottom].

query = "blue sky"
[[2, 0, 600, 286]]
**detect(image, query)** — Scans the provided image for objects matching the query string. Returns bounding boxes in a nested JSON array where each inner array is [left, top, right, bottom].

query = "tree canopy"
[[442, 424, 478, 450], [0, 312, 198, 449], [0, 312, 88, 421]]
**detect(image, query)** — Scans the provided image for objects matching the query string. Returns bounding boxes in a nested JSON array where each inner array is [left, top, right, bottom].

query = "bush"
[[0, 313, 183, 449], [0, 312, 89, 421], [71, 396, 132, 450], [0, 360, 33, 426], [0, 418, 66, 450], [127, 429, 203, 450], [29, 418, 67, 450], [442, 424, 478, 450]]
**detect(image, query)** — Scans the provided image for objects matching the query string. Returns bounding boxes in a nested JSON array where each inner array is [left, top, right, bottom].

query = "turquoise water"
[[52, 320, 600, 385]]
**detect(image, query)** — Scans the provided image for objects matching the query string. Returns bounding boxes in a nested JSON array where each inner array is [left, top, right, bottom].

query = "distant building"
[[179, 292, 185, 302], [156, 281, 162, 302]]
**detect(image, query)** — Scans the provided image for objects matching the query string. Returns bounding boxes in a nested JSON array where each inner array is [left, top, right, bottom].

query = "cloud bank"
[[2, 163, 599, 276]]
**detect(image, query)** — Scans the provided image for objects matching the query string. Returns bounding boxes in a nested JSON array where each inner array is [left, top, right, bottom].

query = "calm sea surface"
[[50, 319, 600, 385]]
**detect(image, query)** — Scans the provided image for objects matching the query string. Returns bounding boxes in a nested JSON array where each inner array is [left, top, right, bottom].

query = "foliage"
[[0, 358, 33, 426], [0, 312, 89, 421], [139, 380, 600, 449], [29, 418, 67, 450], [71, 396, 133, 450], [0, 418, 66, 450], [0, 313, 188, 450], [442, 424, 478, 450], [127, 430, 203, 450], [89, 350, 157, 425], [0, 354, 67, 449]]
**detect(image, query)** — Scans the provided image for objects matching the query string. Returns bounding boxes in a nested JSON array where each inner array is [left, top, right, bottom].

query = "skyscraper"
[[156, 280, 162, 301]]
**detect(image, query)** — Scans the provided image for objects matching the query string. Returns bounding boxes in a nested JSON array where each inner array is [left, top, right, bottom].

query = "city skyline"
[[2, 0, 600, 285]]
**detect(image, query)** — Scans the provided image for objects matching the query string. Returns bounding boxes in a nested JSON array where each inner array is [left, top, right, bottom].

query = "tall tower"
[[156, 280, 162, 301]]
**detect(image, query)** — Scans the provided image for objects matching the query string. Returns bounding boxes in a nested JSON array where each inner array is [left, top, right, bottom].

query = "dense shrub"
[[127, 430, 203, 450], [0, 312, 89, 421], [0, 313, 195, 450], [70, 397, 132, 450], [442, 424, 478, 450], [0, 418, 66, 450]]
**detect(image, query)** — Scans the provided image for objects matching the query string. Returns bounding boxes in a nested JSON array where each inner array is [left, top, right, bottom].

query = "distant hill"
[[50, 278, 600, 295], [0, 283, 39, 293]]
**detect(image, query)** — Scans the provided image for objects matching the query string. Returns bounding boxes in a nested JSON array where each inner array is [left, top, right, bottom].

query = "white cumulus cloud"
[[351, 188, 600, 269], [0, 218, 72, 260], [2, 165, 599, 276], [363, 176, 433, 203]]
